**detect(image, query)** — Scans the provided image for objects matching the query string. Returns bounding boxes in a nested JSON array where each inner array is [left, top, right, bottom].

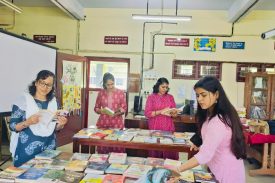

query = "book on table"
[[89, 153, 109, 163], [126, 156, 146, 165], [55, 152, 73, 161], [105, 164, 129, 175], [64, 160, 88, 172], [70, 152, 91, 161], [79, 173, 106, 183], [123, 164, 153, 179], [58, 170, 84, 183], [38, 169, 65, 182], [0, 166, 26, 183], [84, 162, 110, 174], [102, 174, 125, 183], [145, 157, 165, 166], [90, 132, 108, 139], [179, 170, 195, 183], [34, 149, 61, 160], [108, 153, 127, 164], [43, 159, 69, 170], [15, 167, 48, 182], [193, 170, 217, 183], [163, 158, 182, 169]]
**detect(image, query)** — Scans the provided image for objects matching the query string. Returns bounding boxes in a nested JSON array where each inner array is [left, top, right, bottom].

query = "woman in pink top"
[[177, 76, 246, 183], [145, 78, 179, 160], [94, 72, 127, 153]]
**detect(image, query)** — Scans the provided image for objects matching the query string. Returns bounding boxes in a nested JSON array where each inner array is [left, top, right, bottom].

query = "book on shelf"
[[35, 149, 61, 160], [102, 107, 115, 116], [70, 152, 91, 161], [108, 153, 127, 164], [105, 164, 129, 175], [89, 154, 109, 163], [123, 164, 152, 179], [102, 174, 125, 183], [145, 157, 165, 166], [0, 166, 26, 183], [58, 170, 84, 183], [64, 160, 88, 172], [79, 173, 106, 183], [163, 158, 182, 169], [84, 162, 110, 174], [15, 167, 48, 182], [194, 171, 216, 183]]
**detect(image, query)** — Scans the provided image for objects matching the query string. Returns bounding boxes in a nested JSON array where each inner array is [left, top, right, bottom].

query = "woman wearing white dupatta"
[[9, 70, 68, 167]]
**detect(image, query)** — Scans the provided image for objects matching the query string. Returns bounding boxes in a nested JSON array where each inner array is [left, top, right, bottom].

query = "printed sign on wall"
[[223, 41, 245, 49], [104, 36, 128, 45], [33, 35, 56, 43], [165, 38, 189, 46], [194, 38, 216, 52]]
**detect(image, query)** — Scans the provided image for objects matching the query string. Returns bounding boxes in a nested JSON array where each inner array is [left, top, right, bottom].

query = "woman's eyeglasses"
[[38, 80, 53, 89]]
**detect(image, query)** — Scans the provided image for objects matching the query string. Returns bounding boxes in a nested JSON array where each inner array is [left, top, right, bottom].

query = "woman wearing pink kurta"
[[177, 76, 246, 183], [94, 72, 127, 153], [145, 77, 179, 160]]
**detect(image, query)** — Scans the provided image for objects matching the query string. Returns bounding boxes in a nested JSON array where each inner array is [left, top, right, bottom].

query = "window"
[[236, 63, 275, 82], [88, 57, 129, 91], [173, 60, 222, 80]]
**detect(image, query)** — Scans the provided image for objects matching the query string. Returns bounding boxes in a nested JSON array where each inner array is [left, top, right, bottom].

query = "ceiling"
[[10, 0, 275, 10]]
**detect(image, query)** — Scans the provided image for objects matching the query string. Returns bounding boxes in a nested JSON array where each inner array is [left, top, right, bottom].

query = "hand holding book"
[[161, 108, 181, 117]]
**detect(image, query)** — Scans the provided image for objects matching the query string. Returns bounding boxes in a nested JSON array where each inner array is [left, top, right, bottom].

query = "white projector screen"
[[0, 30, 57, 114]]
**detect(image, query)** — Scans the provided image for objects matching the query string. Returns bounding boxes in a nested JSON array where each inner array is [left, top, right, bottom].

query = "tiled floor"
[[1, 143, 274, 182]]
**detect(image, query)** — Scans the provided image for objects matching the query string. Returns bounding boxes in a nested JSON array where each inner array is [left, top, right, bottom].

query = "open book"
[[102, 107, 115, 116], [38, 109, 69, 127], [162, 108, 181, 116]]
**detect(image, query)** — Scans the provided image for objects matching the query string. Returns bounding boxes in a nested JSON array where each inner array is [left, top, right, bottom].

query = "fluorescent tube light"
[[0, 0, 22, 13], [51, 0, 85, 20], [132, 14, 192, 22], [261, 28, 275, 39]]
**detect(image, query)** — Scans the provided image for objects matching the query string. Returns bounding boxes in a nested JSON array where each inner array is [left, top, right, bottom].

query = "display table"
[[125, 113, 197, 132], [73, 138, 197, 159]]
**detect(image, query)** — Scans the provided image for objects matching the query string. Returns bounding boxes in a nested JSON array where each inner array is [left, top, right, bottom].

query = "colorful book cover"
[[105, 164, 128, 174], [35, 149, 61, 159], [144, 136, 158, 143], [179, 170, 195, 182], [39, 169, 65, 181], [73, 128, 95, 138], [71, 152, 91, 161], [160, 137, 174, 144], [79, 173, 105, 183], [85, 162, 110, 174], [163, 158, 182, 169], [15, 168, 48, 182], [123, 164, 152, 179], [131, 135, 146, 143], [118, 134, 134, 142], [90, 132, 107, 139], [102, 107, 115, 116], [55, 152, 73, 161], [194, 171, 216, 183], [102, 174, 125, 183], [89, 154, 109, 163], [65, 160, 88, 172], [58, 170, 84, 183], [108, 153, 127, 164], [0, 166, 26, 182], [135, 167, 172, 183], [126, 156, 146, 165], [145, 157, 164, 166], [150, 130, 173, 138], [43, 159, 69, 170], [32, 158, 54, 169]]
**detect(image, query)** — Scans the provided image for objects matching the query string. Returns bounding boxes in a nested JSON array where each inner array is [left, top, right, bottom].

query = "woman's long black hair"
[[194, 76, 246, 159], [28, 70, 55, 101], [153, 77, 169, 94]]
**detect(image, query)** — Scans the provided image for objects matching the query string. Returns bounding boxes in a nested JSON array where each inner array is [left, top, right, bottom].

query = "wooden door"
[[56, 52, 88, 146]]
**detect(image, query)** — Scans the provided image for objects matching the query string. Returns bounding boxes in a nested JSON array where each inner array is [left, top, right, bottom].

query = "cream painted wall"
[[1, 7, 274, 126]]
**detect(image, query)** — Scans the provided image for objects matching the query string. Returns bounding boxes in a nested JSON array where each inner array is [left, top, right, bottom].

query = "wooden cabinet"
[[244, 72, 275, 120]]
